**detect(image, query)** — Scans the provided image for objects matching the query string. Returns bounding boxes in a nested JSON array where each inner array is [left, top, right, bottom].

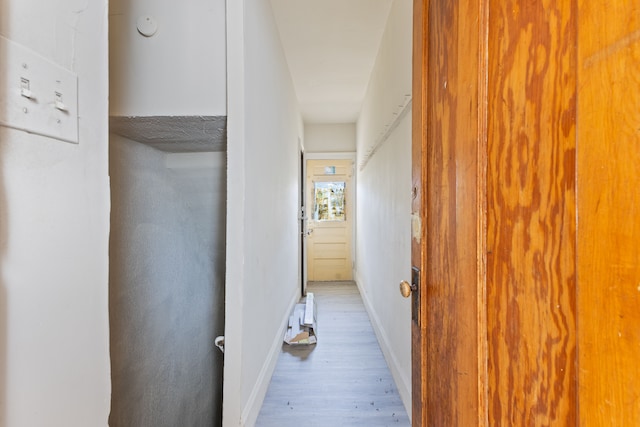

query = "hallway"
[[256, 282, 410, 426]]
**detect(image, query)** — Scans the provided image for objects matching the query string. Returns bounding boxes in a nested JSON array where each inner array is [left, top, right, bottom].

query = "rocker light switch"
[[0, 35, 79, 144]]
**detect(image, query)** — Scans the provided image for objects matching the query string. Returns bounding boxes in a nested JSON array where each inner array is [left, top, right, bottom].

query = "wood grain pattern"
[[256, 282, 410, 427], [421, 0, 484, 424], [577, 1, 640, 424], [476, 0, 490, 424], [486, 0, 578, 424], [414, 0, 639, 424]]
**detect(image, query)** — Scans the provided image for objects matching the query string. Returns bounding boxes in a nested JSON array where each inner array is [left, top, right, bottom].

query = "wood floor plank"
[[255, 281, 410, 427]]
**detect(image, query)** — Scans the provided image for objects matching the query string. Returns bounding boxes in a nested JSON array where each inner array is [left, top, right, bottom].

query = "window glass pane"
[[313, 181, 345, 221]]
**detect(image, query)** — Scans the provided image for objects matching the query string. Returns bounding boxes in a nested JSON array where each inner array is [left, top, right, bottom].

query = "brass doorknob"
[[399, 280, 416, 298]]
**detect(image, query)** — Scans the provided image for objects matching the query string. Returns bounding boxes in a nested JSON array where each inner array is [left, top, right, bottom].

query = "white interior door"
[[305, 159, 354, 281]]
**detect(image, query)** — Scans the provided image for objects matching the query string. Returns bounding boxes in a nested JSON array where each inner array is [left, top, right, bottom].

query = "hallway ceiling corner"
[[270, 0, 394, 124]]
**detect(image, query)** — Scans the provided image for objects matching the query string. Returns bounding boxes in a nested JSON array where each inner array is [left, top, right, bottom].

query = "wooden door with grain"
[[412, 0, 640, 425]]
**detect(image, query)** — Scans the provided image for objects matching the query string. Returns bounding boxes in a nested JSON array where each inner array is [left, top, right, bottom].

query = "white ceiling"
[[270, 0, 394, 124]]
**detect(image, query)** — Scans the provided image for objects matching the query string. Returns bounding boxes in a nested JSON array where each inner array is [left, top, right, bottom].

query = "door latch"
[[411, 266, 420, 324]]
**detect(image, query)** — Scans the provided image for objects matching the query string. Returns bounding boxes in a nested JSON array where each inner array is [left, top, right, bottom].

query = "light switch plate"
[[0, 35, 78, 144]]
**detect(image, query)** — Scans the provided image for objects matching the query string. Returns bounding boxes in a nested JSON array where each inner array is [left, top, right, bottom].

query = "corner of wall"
[[240, 286, 300, 426], [354, 273, 412, 418]]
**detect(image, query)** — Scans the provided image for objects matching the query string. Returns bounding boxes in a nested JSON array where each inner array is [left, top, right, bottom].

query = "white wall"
[[304, 123, 356, 153], [0, 0, 111, 425], [110, 0, 227, 116], [355, 0, 413, 416], [225, 1, 304, 426], [356, 1, 412, 169]]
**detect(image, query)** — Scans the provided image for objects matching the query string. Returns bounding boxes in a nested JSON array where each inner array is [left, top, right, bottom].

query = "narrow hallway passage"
[[256, 282, 410, 426]]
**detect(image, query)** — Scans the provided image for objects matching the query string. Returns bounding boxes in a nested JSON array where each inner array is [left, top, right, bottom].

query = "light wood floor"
[[256, 281, 410, 427]]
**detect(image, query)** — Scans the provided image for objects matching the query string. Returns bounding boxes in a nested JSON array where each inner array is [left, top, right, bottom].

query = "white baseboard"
[[240, 287, 300, 426], [355, 273, 412, 420]]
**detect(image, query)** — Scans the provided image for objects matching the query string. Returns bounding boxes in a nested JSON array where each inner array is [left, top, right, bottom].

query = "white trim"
[[223, 0, 245, 425], [240, 288, 300, 426], [355, 273, 412, 420], [304, 151, 356, 160]]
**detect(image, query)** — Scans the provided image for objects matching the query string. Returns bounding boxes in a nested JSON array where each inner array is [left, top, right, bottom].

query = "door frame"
[[410, 1, 427, 423], [302, 152, 356, 293], [299, 144, 305, 296], [411, 0, 489, 424]]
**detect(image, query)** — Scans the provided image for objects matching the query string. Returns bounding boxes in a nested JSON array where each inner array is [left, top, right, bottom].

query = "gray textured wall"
[[108, 135, 226, 426]]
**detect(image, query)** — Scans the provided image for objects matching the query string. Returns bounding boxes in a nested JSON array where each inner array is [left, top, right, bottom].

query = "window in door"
[[312, 181, 346, 221]]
